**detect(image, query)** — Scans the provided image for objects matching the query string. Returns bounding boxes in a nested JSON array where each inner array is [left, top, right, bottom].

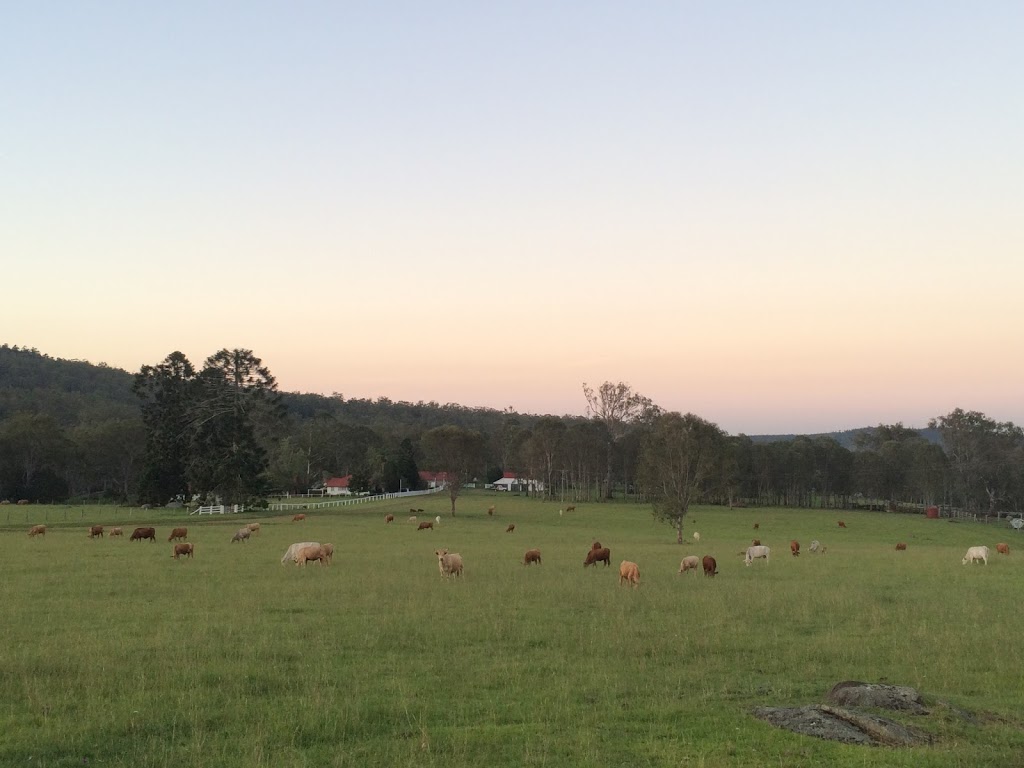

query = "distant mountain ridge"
[[0, 344, 940, 444]]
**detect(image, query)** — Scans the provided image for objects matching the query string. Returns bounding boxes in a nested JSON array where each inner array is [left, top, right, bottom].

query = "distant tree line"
[[1, 346, 1021, 521]]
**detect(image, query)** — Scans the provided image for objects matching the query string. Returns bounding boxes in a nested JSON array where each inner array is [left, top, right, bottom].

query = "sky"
[[2, 2, 1022, 435]]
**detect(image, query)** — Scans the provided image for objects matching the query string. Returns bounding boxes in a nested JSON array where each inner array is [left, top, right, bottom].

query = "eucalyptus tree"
[[583, 381, 658, 498], [421, 424, 484, 515]]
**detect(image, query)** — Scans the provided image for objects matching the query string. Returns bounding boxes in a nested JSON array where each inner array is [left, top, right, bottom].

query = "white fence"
[[267, 487, 443, 512], [192, 504, 248, 516]]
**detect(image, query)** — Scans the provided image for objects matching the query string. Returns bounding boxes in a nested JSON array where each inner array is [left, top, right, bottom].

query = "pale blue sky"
[[3, 3, 1022, 433]]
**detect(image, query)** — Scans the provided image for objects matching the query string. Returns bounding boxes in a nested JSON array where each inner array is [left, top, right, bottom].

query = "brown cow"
[[565, 505, 576, 513], [295, 544, 325, 566], [896, 542, 907, 551], [702, 555, 718, 576], [584, 547, 611, 567], [168, 527, 188, 542], [385, 514, 395, 524], [109, 527, 123, 537], [506, 524, 515, 533], [790, 540, 800, 557], [838, 521, 847, 528], [592, 541, 602, 550], [619, 560, 640, 588], [523, 549, 542, 565], [417, 521, 434, 531], [409, 508, 418, 515], [752, 538, 761, 546], [292, 513, 306, 522], [997, 542, 1010, 555], [89, 525, 104, 539], [172, 542, 194, 559], [28, 524, 46, 537], [130, 527, 156, 542], [753, 523, 759, 530], [487, 505, 495, 516]]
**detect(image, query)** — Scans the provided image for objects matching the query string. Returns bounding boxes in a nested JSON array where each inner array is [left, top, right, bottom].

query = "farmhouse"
[[490, 471, 545, 493], [418, 471, 448, 489], [323, 475, 353, 496]]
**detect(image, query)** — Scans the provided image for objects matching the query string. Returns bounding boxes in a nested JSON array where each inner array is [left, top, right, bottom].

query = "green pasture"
[[2, 493, 1023, 767]]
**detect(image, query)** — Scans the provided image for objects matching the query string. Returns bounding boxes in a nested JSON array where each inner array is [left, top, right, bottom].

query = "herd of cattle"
[[20, 511, 1014, 580]]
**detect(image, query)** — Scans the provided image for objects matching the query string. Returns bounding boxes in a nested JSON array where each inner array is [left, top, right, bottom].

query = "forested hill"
[[748, 427, 942, 449]]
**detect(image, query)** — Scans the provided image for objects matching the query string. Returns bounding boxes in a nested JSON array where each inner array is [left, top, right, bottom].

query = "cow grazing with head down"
[[506, 524, 515, 533], [385, 514, 394, 524], [487, 505, 495, 516], [584, 547, 611, 567], [753, 523, 759, 530], [168, 527, 188, 542], [172, 542, 194, 559], [89, 525, 104, 539], [790, 540, 800, 557], [702, 555, 718, 576], [962, 546, 990, 565], [745, 545, 770, 566], [619, 560, 640, 588], [838, 521, 847, 528], [292, 513, 306, 522], [678, 555, 700, 574], [28, 524, 46, 537], [246, 523, 261, 535], [109, 527, 123, 537], [417, 521, 434, 531], [997, 542, 1010, 555], [130, 527, 156, 542], [895, 542, 907, 551], [295, 544, 326, 566], [692, 531, 701, 542], [565, 505, 576, 513], [231, 528, 250, 543], [809, 539, 822, 553], [321, 543, 334, 565], [281, 542, 320, 565], [523, 549, 542, 566]]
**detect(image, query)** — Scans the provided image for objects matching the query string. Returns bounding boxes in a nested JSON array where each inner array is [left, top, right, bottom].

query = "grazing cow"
[[523, 549, 542, 566], [28, 524, 46, 537], [231, 528, 251, 543], [584, 547, 611, 567], [506, 524, 515, 533], [295, 544, 325, 566], [619, 560, 640, 588], [895, 542, 907, 551], [410, 508, 418, 515], [172, 542, 194, 560], [130, 527, 156, 542], [417, 508, 424, 513], [0, 499, 8, 504], [678, 555, 700, 574], [109, 527, 123, 537], [997, 542, 1010, 555], [436, 548, 464, 578], [408, 516, 417, 522], [168, 527, 188, 542], [692, 531, 701, 542], [790, 540, 800, 557], [753, 523, 759, 530], [292, 513, 306, 522], [487, 505, 495, 516], [435, 516, 441, 525], [702, 555, 718, 577], [809, 539, 821, 553], [565, 505, 576, 513], [246, 523, 261, 535], [962, 546, 990, 565], [281, 542, 320, 565], [417, 521, 434, 531], [385, 514, 395, 524], [745, 545, 770, 566], [88, 525, 104, 539], [752, 538, 761, 546], [18, 499, 30, 505], [838, 521, 847, 528], [320, 543, 334, 565], [592, 541, 603, 551]]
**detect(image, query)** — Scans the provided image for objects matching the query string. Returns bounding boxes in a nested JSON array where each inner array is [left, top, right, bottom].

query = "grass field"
[[2, 492, 1023, 767]]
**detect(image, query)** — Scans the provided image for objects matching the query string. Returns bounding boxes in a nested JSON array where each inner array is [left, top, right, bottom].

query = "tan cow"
[[172, 542, 194, 559], [88, 525, 104, 539], [28, 524, 46, 537], [109, 527, 123, 537], [281, 542, 320, 565], [231, 528, 251, 543], [246, 523, 261, 535], [619, 560, 640, 588], [997, 542, 1010, 555], [435, 549, 464, 578], [295, 544, 325, 566], [292, 513, 306, 522], [168, 527, 188, 542], [321, 543, 334, 565], [678, 555, 700, 574], [385, 514, 394, 524]]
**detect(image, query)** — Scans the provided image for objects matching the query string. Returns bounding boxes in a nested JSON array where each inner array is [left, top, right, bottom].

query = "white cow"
[[281, 541, 321, 565], [962, 546, 990, 565], [692, 531, 701, 542], [678, 555, 700, 574], [745, 545, 771, 566], [809, 539, 822, 553]]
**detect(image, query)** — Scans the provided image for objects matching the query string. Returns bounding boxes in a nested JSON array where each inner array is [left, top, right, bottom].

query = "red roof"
[[502, 471, 518, 479], [325, 475, 351, 488], [418, 471, 448, 482]]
